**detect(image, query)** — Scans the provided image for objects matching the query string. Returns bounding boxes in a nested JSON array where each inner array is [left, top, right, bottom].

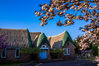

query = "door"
[[39, 51, 47, 59]]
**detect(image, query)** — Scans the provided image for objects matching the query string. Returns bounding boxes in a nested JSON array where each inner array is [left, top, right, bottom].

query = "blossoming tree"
[[0, 34, 8, 48], [35, 0, 99, 50]]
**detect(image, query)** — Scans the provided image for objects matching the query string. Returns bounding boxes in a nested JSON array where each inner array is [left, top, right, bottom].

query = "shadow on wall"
[[52, 41, 62, 49]]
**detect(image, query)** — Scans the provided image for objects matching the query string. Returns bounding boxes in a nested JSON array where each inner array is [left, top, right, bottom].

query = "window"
[[63, 48, 70, 55], [15, 48, 20, 58], [42, 45, 46, 48], [1, 48, 6, 58], [40, 45, 48, 49]]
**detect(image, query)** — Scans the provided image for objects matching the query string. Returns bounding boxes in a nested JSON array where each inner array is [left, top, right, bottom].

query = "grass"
[[86, 57, 96, 60], [0, 62, 23, 66], [79, 57, 96, 60]]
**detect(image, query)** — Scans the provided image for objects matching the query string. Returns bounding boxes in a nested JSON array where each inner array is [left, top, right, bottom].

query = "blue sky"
[[0, 0, 90, 39]]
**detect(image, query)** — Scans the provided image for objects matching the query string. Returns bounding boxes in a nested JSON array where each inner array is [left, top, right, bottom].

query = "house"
[[0, 28, 41, 62], [48, 31, 76, 60], [0, 28, 75, 62]]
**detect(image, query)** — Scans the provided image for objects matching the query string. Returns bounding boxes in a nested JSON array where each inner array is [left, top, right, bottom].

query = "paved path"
[[95, 56, 99, 62], [95, 57, 99, 66], [20, 60, 98, 66]]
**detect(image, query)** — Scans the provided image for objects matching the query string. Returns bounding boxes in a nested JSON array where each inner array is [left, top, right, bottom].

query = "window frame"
[[42, 45, 46, 48], [1, 48, 7, 58], [63, 48, 70, 55], [40, 45, 48, 49], [15, 48, 20, 58]]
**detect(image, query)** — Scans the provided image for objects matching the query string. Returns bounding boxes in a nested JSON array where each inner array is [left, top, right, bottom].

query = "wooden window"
[[15, 48, 20, 58], [63, 48, 70, 55], [40, 45, 48, 49], [42, 45, 46, 48], [1, 48, 6, 58]]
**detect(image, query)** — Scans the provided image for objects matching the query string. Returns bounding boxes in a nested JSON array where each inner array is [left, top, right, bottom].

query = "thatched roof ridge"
[[30, 32, 41, 34], [61, 31, 75, 48], [48, 31, 65, 38], [37, 33, 50, 47], [0, 28, 27, 31], [27, 29, 32, 48]]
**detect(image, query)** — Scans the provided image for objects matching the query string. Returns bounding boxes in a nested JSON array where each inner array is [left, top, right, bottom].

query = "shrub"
[[50, 49, 64, 59], [20, 48, 42, 54], [50, 49, 64, 54], [92, 45, 99, 56]]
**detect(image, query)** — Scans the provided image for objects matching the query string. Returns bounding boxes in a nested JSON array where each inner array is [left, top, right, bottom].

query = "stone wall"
[[0, 49, 32, 63], [63, 41, 75, 60]]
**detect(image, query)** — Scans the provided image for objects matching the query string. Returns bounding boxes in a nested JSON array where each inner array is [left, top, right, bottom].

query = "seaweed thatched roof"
[[37, 33, 50, 47]]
